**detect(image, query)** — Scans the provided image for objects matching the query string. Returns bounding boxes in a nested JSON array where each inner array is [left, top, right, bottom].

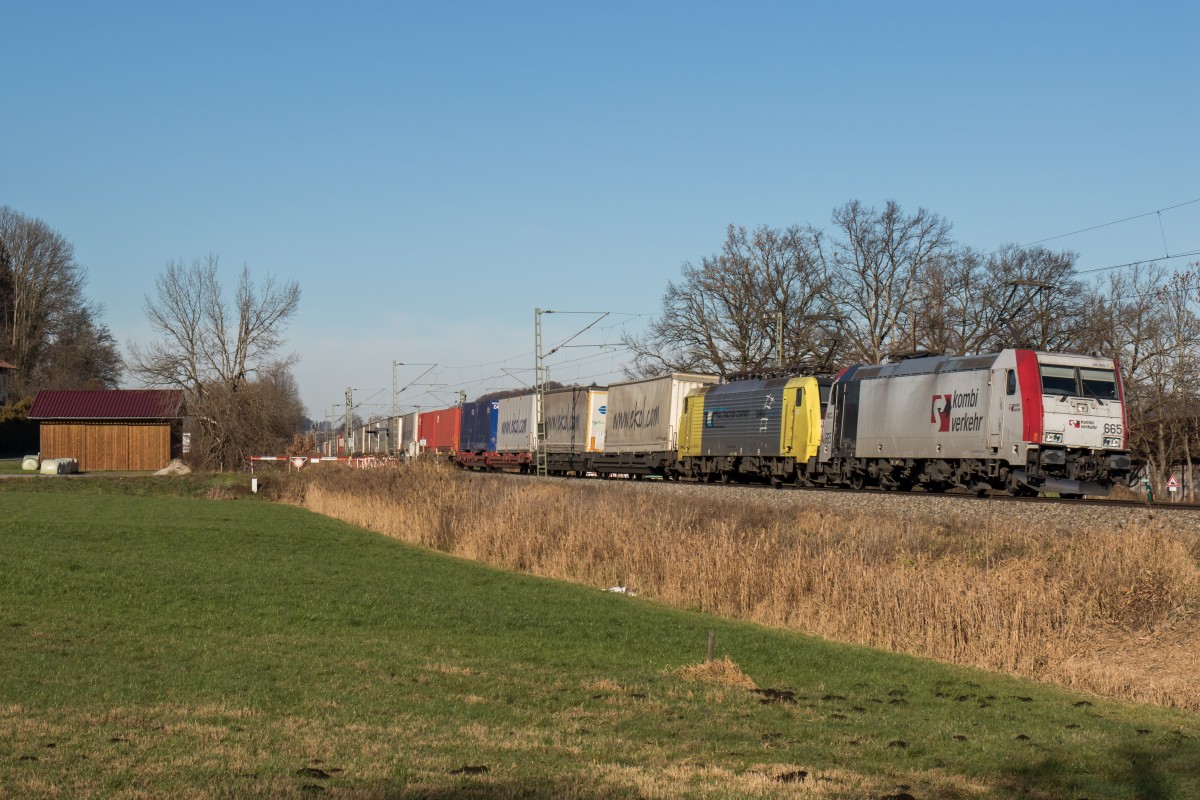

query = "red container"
[[418, 407, 461, 453]]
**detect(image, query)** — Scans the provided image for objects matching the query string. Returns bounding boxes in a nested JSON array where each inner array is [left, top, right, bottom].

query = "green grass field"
[[0, 458, 32, 475], [1, 479, 1197, 799]]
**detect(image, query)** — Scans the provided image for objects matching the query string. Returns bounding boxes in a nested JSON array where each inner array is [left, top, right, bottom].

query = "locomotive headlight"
[[1103, 436, 1121, 448], [1044, 432, 1064, 444]]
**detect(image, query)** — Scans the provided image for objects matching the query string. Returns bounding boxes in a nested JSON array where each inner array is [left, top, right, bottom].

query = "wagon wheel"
[[1006, 481, 1037, 497]]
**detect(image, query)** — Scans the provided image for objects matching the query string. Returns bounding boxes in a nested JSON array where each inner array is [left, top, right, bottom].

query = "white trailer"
[[591, 373, 718, 476], [543, 386, 608, 453], [495, 393, 538, 453]]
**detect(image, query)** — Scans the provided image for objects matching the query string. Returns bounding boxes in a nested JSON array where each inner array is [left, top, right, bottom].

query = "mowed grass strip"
[[1, 484, 1198, 799]]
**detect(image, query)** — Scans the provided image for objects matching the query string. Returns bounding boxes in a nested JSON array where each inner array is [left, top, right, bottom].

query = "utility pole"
[[776, 310, 784, 369], [391, 362, 439, 455], [532, 307, 609, 474], [392, 362, 438, 416], [534, 307, 548, 477], [392, 362, 400, 417], [344, 387, 356, 457]]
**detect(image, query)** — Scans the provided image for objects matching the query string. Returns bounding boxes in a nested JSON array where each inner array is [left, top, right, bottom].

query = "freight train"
[[373, 349, 1133, 496]]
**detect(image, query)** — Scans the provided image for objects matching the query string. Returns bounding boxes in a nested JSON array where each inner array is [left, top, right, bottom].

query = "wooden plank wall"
[[40, 422, 172, 471]]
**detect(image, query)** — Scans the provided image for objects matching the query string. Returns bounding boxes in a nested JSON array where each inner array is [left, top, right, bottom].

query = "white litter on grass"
[[154, 459, 192, 476], [607, 585, 638, 596]]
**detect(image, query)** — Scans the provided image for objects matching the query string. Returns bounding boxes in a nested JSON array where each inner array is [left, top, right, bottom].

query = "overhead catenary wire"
[[1076, 248, 1200, 276], [1006, 197, 1200, 251]]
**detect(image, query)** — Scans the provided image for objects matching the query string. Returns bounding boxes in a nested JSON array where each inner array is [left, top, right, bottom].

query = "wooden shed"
[[28, 389, 185, 471]]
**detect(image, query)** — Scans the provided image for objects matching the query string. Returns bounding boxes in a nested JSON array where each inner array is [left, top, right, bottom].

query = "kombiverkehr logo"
[[931, 389, 985, 433], [931, 394, 952, 432]]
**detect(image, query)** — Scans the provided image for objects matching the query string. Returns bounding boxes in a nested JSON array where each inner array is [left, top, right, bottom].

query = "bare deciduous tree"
[[817, 200, 953, 362], [984, 245, 1087, 352], [128, 255, 302, 469], [909, 246, 1013, 355], [623, 224, 834, 377], [1092, 263, 1200, 498], [0, 206, 121, 395], [0, 207, 83, 381]]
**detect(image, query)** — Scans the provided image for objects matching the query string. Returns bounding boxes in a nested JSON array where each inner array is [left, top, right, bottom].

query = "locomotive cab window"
[[1080, 368, 1119, 400], [1006, 369, 1017, 396], [1040, 364, 1079, 397], [819, 382, 832, 418]]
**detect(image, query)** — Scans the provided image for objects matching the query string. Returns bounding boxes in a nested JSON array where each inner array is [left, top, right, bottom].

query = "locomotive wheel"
[[849, 472, 865, 490]]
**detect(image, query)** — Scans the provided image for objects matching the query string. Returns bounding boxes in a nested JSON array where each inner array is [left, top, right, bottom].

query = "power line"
[[1077, 248, 1200, 276], [1010, 197, 1200, 250]]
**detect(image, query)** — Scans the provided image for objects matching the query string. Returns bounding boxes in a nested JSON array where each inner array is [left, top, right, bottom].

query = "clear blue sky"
[[6, 1, 1198, 420]]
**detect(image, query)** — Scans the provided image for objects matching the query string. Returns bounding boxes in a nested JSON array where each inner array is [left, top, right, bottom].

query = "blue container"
[[460, 399, 499, 452]]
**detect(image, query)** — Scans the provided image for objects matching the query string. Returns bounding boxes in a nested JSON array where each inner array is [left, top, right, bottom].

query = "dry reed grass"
[[670, 657, 759, 689], [274, 462, 1200, 710]]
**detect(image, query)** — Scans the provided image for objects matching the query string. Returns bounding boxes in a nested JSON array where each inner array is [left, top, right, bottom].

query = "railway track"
[[529, 471, 1196, 511]]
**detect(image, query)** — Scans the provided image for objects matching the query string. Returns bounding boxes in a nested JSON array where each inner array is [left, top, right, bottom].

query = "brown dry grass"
[[272, 462, 1200, 710], [670, 657, 759, 690]]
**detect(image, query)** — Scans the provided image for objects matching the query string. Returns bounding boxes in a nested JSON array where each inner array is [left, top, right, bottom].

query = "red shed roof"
[[29, 389, 185, 420]]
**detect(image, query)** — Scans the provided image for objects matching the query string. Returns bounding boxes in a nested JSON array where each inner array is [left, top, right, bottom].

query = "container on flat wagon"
[[417, 406, 461, 453], [400, 411, 420, 456], [460, 399, 498, 453], [495, 393, 537, 453], [352, 425, 366, 455], [353, 422, 387, 454], [369, 418, 392, 454], [604, 373, 719, 453], [543, 386, 608, 453], [387, 416, 404, 455]]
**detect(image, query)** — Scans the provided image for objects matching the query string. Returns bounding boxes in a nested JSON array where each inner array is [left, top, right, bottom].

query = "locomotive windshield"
[[1039, 364, 1119, 400], [1080, 368, 1119, 400], [1040, 365, 1078, 396]]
